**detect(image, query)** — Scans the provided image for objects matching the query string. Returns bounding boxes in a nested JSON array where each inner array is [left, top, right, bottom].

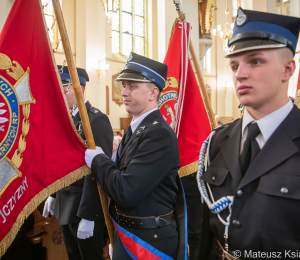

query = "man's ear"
[[149, 86, 159, 101], [80, 85, 85, 94], [282, 59, 296, 82]]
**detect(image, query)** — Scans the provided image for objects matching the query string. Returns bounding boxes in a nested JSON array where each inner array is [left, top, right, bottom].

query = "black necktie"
[[240, 123, 261, 176], [118, 125, 132, 157], [124, 125, 132, 145]]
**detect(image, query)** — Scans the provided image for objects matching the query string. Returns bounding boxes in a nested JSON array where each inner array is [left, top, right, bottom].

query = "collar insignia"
[[153, 121, 158, 125]]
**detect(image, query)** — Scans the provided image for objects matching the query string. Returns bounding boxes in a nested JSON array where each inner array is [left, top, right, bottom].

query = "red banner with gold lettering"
[[159, 21, 211, 177], [0, 0, 89, 255]]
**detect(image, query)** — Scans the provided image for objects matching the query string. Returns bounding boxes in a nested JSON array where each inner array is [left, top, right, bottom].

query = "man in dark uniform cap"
[[43, 65, 113, 260], [85, 52, 187, 260], [199, 8, 300, 259]]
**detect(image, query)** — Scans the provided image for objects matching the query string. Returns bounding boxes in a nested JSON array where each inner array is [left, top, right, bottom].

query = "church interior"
[[1, 0, 298, 129]]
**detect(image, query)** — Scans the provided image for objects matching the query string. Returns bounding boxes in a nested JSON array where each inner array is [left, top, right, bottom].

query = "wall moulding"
[[112, 73, 123, 106]]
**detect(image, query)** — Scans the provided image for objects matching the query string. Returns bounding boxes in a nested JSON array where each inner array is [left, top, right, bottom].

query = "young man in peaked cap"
[[85, 52, 187, 260], [43, 65, 113, 260], [199, 8, 300, 259]]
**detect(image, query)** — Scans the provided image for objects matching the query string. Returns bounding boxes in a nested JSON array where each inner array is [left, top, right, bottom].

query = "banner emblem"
[[158, 91, 178, 130], [158, 77, 179, 131], [0, 53, 35, 196], [0, 77, 19, 161]]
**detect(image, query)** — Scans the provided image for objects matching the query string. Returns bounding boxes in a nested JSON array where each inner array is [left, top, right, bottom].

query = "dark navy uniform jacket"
[[54, 101, 113, 225], [91, 109, 181, 259], [200, 106, 300, 259]]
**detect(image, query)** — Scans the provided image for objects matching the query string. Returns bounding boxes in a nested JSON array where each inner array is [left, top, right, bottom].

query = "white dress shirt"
[[130, 108, 158, 133], [241, 100, 293, 153], [72, 99, 88, 116]]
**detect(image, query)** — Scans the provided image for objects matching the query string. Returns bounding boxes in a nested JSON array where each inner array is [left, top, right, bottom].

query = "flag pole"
[[173, 0, 217, 129], [52, 0, 114, 246]]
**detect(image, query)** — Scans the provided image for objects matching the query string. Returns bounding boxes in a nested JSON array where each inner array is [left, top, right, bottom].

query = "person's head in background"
[[113, 136, 122, 153], [115, 130, 122, 137], [58, 65, 89, 111]]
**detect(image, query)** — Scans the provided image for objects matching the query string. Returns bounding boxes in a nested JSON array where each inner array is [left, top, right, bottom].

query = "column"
[[0, 0, 13, 32]]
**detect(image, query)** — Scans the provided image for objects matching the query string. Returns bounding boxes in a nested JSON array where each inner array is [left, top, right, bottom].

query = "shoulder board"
[[213, 122, 231, 132], [88, 106, 101, 115], [213, 119, 241, 134]]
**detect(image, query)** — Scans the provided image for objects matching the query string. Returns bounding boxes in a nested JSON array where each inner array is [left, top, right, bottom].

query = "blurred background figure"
[[229, 118, 235, 123], [112, 136, 122, 161], [238, 104, 244, 118], [215, 115, 223, 127], [114, 130, 123, 137]]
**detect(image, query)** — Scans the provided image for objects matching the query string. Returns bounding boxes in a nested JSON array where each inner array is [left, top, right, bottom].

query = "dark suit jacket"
[[200, 105, 300, 259], [91, 109, 181, 259], [54, 101, 113, 225]]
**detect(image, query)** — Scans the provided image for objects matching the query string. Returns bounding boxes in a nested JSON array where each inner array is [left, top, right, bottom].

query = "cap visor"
[[226, 39, 286, 57], [115, 72, 151, 82]]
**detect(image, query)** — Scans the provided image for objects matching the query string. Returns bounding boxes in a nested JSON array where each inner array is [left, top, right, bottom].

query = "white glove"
[[42, 196, 56, 217], [77, 219, 95, 239], [85, 146, 104, 167]]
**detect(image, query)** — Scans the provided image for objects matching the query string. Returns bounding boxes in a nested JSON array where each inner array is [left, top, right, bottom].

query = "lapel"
[[117, 110, 162, 163], [72, 101, 91, 129], [73, 113, 80, 128], [219, 119, 243, 188], [238, 106, 300, 189]]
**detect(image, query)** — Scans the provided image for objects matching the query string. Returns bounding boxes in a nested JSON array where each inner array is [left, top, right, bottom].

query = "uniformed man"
[[85, 52, 187, 260], [199, 8, 300, 259], [43, 66, 113, 260]]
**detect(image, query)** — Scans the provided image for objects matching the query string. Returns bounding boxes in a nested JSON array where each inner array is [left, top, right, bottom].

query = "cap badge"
[[128, 52, 133, 62], [236, 9, 247, 27], [230, 44, 236, 53]]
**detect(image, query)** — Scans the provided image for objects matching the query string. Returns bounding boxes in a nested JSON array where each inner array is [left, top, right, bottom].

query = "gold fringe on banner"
[[0, 165, 90, 257], [178, 160, 198, 178], [168, 18, 180, 47]]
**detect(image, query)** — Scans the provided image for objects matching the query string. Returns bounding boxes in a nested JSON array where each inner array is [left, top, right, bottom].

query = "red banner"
[[295, 69, 300, 108], [160, 21, 211, 176], [0, 0, 89, 255]]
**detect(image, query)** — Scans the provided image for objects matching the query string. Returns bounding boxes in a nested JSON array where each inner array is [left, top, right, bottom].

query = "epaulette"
[[211, 119, 241, 137], [213, 122, 232, 132], [88, 106, 100, 116]]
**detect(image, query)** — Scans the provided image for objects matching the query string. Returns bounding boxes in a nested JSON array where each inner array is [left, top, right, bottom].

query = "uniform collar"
[[242, 99, 293, 143], [130, 108, 158, 133], [72, 99, 88, 117]]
